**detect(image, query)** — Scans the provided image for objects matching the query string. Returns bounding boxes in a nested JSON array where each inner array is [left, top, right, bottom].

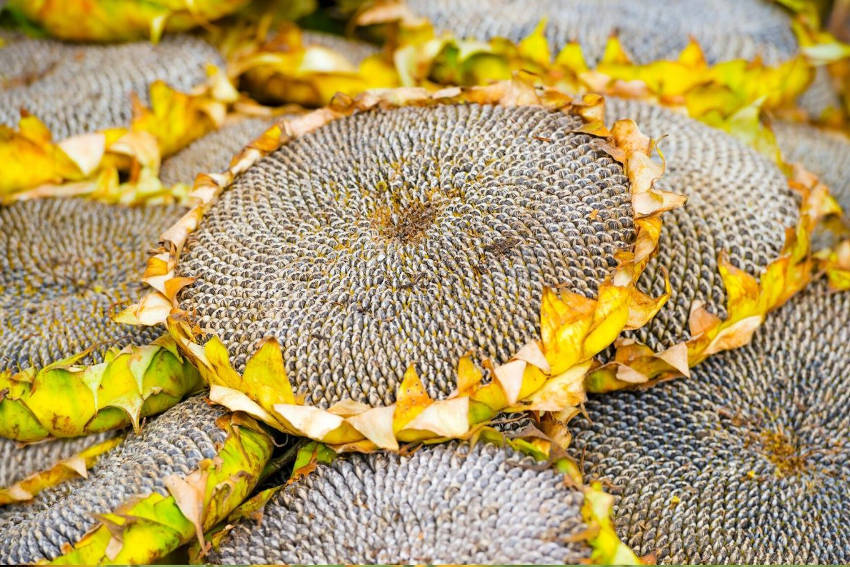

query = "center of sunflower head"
[[753, 427, 810, 477], [720, 409, 818, 478], [26, 252, 109, 303], [371, 197, 442, 245]]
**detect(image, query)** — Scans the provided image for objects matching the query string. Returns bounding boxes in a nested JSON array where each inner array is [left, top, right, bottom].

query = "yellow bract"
[[0, 115, 84, 196], [815, 238, 850, 290], [132, 78, 226, 158], [0, 336, 203, 442], [387, 18, 813, 109], [358, 9, 835, 158], [582, 482, 647, 565], [224, 24, 398, 107]]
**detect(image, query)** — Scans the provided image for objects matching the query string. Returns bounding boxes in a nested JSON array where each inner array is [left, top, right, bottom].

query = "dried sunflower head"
[[0, 198, 202, 441], [0, 33, 222, 140], [401, 0, 799, 66], [568, 279, 850, 564], [207, 440, 628, 564], [0, 396, 273, 565], [179, 103, 635, 405], [124, 83, 681, 448], [604, 97, 798, 353], [1, 199, 177, 371], [773, 118, 850, 214]]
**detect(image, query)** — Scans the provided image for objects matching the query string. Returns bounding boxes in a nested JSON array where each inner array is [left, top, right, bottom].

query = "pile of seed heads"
[[0, 1, 849, 565]]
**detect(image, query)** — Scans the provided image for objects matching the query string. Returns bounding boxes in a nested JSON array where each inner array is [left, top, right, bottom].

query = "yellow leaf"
[[584, 284, 629, 354], [540, 287, 595, 374], [524, 361, 591, 412], [392, 365, 432, 433], [58, 133, 106, 176], [470, 382, 509, 413], [600, 36, 632, 65], [243, 338, 294, 407], [517, 19, 551, 66], [718, 254, 761, 314], [516, 363, 549, 401], [678, 39, 707, 67], [688, 300, 722, 337], [703, 315, 763, 356], [554, 42, 588, 73], [400, 397, 470, 439], [208, 384, 278, 426], [165, 470, 208, 549], [493, 359, 526, 404], [202, 336, 243, 388], [657, 343, 691, 378], [582, 482, 644, 565], [0, 435, 123, 505], [131, 81, 218, 157], [273, 404, 345, 440], [513, 340, 551, 373], [0, 118, 82, 196], [455, 355, 483, 395], [346, 405, 398, 450]]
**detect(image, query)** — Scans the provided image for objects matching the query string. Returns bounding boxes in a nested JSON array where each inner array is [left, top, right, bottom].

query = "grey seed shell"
[[0, 34, 222, 140], [176, 103, 636, 407], [405, 0, 798, 66], [0, 430, 121, 488], [209, 441, 591, 564], [569, 279, 850, 564], [796, 66, 843, 121], [604, 98, 798, 352], [773, 119, 850, 214], [0, 198, 184, 372], [159, 116, 281, 187], [301, 31, 380, 66], [0, 396, 228, 564]]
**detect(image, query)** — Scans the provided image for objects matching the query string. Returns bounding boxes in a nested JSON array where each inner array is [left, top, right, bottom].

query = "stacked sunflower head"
[[1, 0, 850, 565]]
